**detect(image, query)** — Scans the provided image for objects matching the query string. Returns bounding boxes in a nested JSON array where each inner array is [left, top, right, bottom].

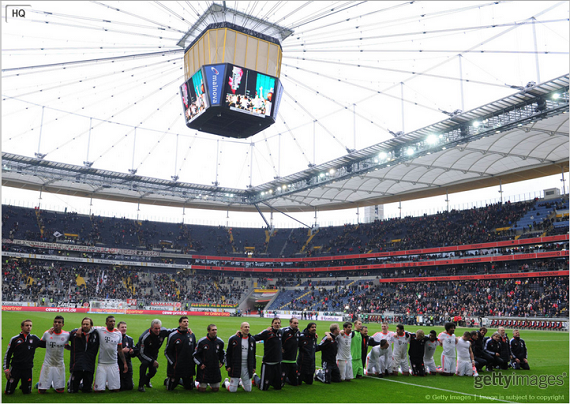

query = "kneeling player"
[[456, 332, 476, 377], [315, 324, 341, 383]]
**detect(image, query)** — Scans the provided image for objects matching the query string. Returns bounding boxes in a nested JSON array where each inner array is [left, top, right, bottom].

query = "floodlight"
[[379, 152, 388, 160], [426, 135, 438, 145], [473, 121, 480, 128], [406, 148, 415, 156]]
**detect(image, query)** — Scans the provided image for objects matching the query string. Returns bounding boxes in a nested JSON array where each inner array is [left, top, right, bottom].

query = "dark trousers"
[[410, 358, 426, 376], [297, 371, 314, 385], [120, 370, 134, 391], [474, 357, 488, 371], [166, 376, 194, 390], [254, 363, 283, 391], [282, 362, 298, 386], [138, 360, 157, 387], [316, 361, 341, 383], [5, 368, 32, 395], [70, 370, 94, 393]]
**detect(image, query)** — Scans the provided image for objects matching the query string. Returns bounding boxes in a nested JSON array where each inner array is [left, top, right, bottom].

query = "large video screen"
[[224, 65, 276, 118], [180, 69, 209, 124]]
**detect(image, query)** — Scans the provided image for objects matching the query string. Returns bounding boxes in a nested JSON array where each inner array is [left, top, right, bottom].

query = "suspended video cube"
[[179, 16, 290, 139]]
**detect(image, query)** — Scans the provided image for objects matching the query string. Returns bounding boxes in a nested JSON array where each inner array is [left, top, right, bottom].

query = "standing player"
[[510, 329, 530, 370], [117, 321, 137, 391], [315, 324, 341, 384], [456, 332, 477, 376], [38, 316, 70, 393], [391, 324, 411, 376], [4, 319, 46, 395], [438, 322, 457, 376], [281, 317, 300, 386], [223, 322, 256, 392], [350, 320, 364, 379], [193, 324, 225, 392], [423, 330, 438, 375], [137, 319, 175, 392], [297, 322, 318, 385], [164, 316, 196, 391], [252, 317, 284, 390], [91, 316, 127, 392], [336, 322, 353, 381], [68, 317, 99, 393]]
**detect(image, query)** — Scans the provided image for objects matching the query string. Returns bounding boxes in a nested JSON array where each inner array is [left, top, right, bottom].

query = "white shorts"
[[378, 348, 391, 373], [456, 359, 473, 376], [391, 356, 410, 374], [337, 359, 352, 381], [38, 364, 66, 390], [366, 349, 380, 374], [441, 354, 456, 374], [94, 363, 120, 391], [424, 358, 437, 373]]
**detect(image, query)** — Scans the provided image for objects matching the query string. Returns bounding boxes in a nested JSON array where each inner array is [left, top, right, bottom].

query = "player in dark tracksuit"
[[137, 319, 174, 391], [297, 323, 318, 385], [252, 317, 284, 391], [408, 330, 428, 376], [117, 321, 137, 391], [193, 324, 225, 392], [315, 323, 341, 384], [68, 318, 100, 393], [484, 333, 507, 370], [281, 318, 300, 386], [224, 322, 256, 392], [164, 317, 196, 390], [3, 320, 46, 395], [510, 330, 530, 370]]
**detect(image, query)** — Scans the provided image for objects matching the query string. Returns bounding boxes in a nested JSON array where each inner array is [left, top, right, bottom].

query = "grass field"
[[1, 311, 568, 403]]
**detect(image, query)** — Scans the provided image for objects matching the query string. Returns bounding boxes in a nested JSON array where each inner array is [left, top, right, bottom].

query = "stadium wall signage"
[[1, 306, 231, 316]]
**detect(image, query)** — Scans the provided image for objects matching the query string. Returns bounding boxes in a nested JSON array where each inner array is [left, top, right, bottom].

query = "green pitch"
[[1, 311, 568, 403]]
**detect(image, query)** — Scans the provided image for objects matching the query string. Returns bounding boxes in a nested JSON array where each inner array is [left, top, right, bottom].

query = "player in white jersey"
[[92, 316, 127, 392], [438, 322, 457, 376], [365, 339, 390, 377], [38, 316, 70, 393], [336, 322, 353, 381], [423, 330, 438, 375], [391, 324, 410, 375], [456, 332, 476, 376], [367, 323, 394, 377]]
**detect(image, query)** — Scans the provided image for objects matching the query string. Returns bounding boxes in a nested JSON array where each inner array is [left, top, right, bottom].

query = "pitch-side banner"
[[1, 306, 230, 316]]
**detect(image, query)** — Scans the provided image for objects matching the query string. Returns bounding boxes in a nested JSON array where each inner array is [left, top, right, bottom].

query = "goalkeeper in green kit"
[[350, 320, 364, 378]]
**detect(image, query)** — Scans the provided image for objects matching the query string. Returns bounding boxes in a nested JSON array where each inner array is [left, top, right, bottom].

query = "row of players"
[[3, 316, 530, 395]]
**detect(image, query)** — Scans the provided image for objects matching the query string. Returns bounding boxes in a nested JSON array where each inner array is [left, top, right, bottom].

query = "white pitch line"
[[366, 375, 515, 403]]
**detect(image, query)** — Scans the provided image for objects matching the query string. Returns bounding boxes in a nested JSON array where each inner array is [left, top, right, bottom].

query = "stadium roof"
[[2, 2, 569, 213]]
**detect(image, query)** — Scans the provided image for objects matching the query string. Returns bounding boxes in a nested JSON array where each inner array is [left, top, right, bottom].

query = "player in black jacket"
[[281, 317, 300, 386], [137, 319, 175, 392], [484, 333, 507, 370], [164, 316, 196, 390], [223, 322, 256, 392], [497, 327, 512, 366], [252, 317, 284, 391], [68, 317, 100, 393], [193, 324, 225, 392], [315, 323, 340, 384], [117, 321, 137, 391], [408, 330, 428, 376], [510, 330, 530, 370], [3, 319, 46, 395], [360, 326, 381, 369], [297, 323, 318, 385]]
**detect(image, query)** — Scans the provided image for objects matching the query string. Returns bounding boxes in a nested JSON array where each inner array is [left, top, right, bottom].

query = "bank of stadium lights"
[[406, 148, 415, 156], [426, 134, 439, 146]]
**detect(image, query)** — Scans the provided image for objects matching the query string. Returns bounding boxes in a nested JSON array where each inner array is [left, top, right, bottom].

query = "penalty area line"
[[367, 376, 515, 403]]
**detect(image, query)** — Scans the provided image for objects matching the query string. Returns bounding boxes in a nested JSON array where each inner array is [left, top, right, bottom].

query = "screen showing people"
[[180, 69, 209, 124], [225, 65, 275, 118]]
